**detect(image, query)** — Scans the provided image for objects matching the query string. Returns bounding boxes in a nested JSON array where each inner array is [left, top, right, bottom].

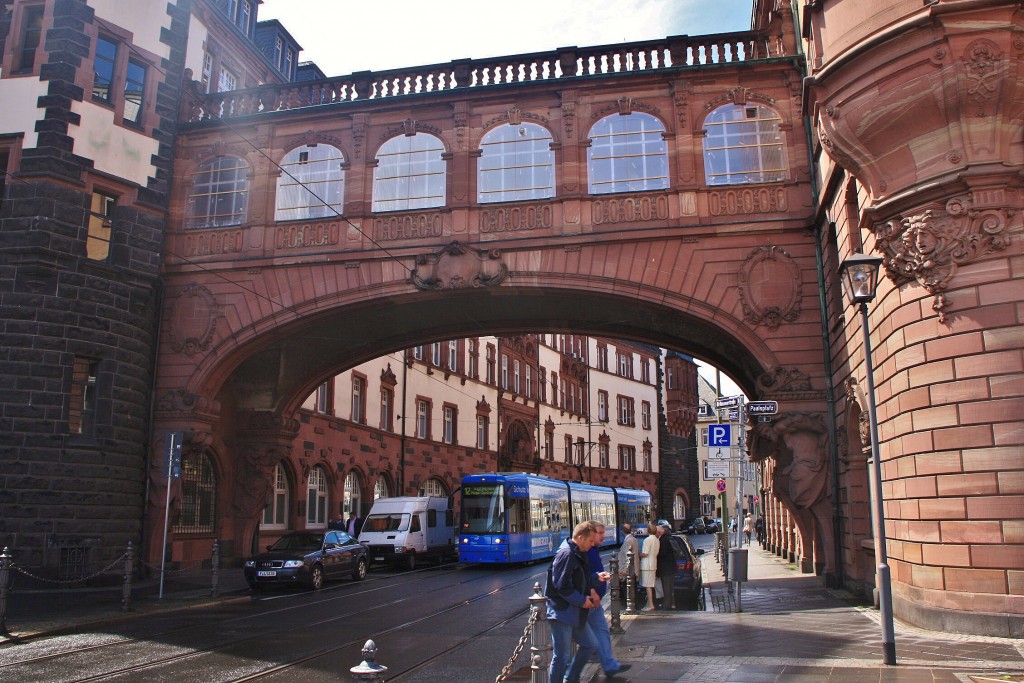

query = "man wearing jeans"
[[585, 522, 631, 678], [546, 521, 600, 683]]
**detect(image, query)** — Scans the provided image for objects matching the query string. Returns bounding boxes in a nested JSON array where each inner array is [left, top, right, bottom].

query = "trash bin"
[[727, 548, 748, 582]]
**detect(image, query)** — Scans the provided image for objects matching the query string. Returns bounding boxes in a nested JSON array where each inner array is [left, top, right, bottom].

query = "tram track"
[[0, 564, 546, 683]]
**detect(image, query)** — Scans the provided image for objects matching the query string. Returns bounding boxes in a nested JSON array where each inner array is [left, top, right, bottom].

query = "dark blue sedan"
[[667, 533, 705, 609], [244, 530, 368, 590]]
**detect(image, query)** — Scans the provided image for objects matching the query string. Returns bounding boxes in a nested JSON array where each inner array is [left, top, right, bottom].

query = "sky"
[[256, 0, 750, 398], [257, 0, 753, 78]]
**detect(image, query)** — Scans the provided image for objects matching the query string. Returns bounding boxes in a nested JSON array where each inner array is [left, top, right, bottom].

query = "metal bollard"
[[529, 581, 550, 683], [350, 639, 388, 682], [122, 541, 134, 612], [623, 548, 637, 614], [210, 540, 220, 598], [0, 547, 11, 635], [608, 555, 622, 634]]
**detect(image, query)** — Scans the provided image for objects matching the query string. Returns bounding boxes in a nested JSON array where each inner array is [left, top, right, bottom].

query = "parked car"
[[705, 517, 722, 533], [685, 517, 707, 535], [244, 530, 368, 591], [666, 533, 705, 609]]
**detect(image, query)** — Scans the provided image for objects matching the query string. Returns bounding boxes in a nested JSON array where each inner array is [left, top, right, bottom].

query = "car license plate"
[[257, 570, 276, 577], [374, 556, 385, 561]]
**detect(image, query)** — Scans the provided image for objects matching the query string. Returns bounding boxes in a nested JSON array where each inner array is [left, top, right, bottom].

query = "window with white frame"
[[539, 366, 547, 403], [599, 442, 609, 468], [640, 358, 651, 384], [344, 470, 362, 516], [374, 476, 390, 500], [597, 391, 608, 422], [486, 345, 496, 384], [217, 66, 238, 93], [416, 399, 430, 439], [431, 342, 442, 367], [618, 396, 635, 425], [448, 340, 459, 371], [617, 352, 632, 378], [641, 401, 651, 430], [421, 477, 447, 498], [703, 104, 785, 186], [379, 387, 393, 431], [315, 380, 332, 415], [525, 365, 532, 398], [565, 435, 573, 463], [476, 415, 488, 449], [469, 339, 479, 378], [478, 123, 555, 203], [642, 443, 652, 472], [187, 156, 248, 228], [545, 430, 554, 460], [442, 405, 456, 444], [501, 354, 509, 390], [275, 144, 345, 221], [619, 445, 636, 471], [306, 466, 328, 527], [667, 366, 676, 389], [262, 463, 288, 529], [351, 375, 365, 424], [372, 133, 445, 212], [513, 360, 521, 394], [587, 113, 668, 194], [413, 345, 424, 361]]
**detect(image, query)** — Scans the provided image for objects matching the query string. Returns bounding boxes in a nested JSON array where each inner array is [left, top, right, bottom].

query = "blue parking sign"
[[709, 424, 731, 447]]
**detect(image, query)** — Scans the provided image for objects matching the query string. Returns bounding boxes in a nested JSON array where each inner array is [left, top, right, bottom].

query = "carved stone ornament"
[[169, 284, 218, 356], [409, 241, 508, 290], [155, 389, 220, 420], [961, 39, 1003, 118], [874, 195, 1013, 322], [738, 245, 802, 330], [757, 366, 812, 394]]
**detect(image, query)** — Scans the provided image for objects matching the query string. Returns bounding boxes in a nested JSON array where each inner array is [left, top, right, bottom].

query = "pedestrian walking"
[[743, 513, 754, 546], [638, 523, 660, 612], [617, 522, 641, 606], [546, 521, 600, 683], [346, 511, 363, 537], [655, 523, 676, 610], [585, 522, 631, 678], [755, 516, 766, 545]]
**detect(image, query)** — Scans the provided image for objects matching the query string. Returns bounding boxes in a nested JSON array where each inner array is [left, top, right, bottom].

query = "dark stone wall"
[[0, 0, 192, 576]]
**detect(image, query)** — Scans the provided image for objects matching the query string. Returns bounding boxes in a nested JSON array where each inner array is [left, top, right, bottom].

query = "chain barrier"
[[495, 605, 539, 683], [11, 552, 128, 586]]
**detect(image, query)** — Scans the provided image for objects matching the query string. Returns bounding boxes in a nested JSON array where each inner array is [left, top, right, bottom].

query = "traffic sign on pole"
[[708, 424, 732, 447], [715, 479, 728, 493], [746, 401, 779, 415], [714, 395, 740, 408]]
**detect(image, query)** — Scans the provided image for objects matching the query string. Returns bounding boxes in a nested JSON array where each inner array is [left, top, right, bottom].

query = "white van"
[[358, 496, 456, 570]]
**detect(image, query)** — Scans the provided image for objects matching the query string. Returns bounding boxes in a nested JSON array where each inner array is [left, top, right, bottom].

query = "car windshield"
[[362, 513, 409, 532], [269, 533, 323, 552]]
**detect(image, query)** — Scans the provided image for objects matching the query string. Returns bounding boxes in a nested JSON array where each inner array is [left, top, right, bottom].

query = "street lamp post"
[[839, 252, 897, 666]]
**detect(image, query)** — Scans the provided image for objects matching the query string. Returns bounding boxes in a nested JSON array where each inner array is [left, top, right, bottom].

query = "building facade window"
[[421, 477, 447, 497], [596, 343, 608, 372], [68, 357, 98, 435], [641, 401, 651, 430], [640, 358, 651, 384], [217, 66, 238, 93], [501, 354, 509, 390], [315, 380, 332, 415], [513, 359, 521, 394], [416, 399, 431, 439], [448, 340, 459, 371], [617, 352, 632, 378], [599, 442, 609, 468], [666, 366, 676, 389], [545, 430, 554, 460], [14, 4, 45, 73], [478, 122, 555, 203], [351, 375, 366, 424], [173, 452, 216, 533], [588, 113, 668, 194], [275, 144, 345, 221], [123, 59, 146, 126], [703, 104, 785, 185], [372, 133, 446, 212], [86, 190, 116, 261], [262, 463, 288, 529], [187, 156, 249, 228], [431, 342, 442, 367], [642, 443, 652, 472], [525, 365, 532, 398], [538, 366, 547, 403], [379, 387, 393, 431], [476, 415, 488, 449], [344, 470, 362, 516], [468, 339, 479, 378], [374, 476, 390, 500], [442, 405, 456, 444], [618, 396, 635, 426], [413, 345, 424, 361], [564, 435, 573, 463], [597, 390, 609, 422], [619, 445, 636, 471], [92, 36, 117, 103], [91, 35, 148, 127], [306, 466, 328, 527], [486, 345, 496, 384]]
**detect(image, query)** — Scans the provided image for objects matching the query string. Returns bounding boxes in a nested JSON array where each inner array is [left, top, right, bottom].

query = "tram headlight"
[[494, 538, 504, 544]]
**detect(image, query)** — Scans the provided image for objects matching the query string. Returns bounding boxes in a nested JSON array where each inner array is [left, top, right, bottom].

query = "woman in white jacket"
[[638, 523, 660, 612]]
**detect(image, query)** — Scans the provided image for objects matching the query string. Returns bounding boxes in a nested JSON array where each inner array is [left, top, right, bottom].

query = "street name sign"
[[746, 401, 779, 415], [714, 395, 740, 408]]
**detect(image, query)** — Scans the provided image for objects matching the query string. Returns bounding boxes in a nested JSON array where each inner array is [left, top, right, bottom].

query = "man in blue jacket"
[[586, 522, 630, 677], [546, 521, 600, 683]]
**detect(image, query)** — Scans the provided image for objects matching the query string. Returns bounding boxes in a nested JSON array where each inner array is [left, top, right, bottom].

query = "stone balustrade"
[[184, 31, 776, 122]]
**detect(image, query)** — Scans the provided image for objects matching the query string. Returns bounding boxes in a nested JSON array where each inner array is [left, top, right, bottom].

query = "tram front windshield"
[[461, 483, 506, 534]]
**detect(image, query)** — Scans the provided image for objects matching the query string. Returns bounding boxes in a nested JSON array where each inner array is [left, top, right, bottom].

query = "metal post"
[[0, 547, 11, 635], [121, 541, 134, 612], [623, 548, 636, 614], [529, 581, 550, 683], [210, 540, 220, 598], [859, 302, 897, 665], [608, 555, 622, 633], [349, 639, 388, 682]]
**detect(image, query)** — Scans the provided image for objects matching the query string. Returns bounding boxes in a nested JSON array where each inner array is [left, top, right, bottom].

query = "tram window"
[[508, 497, 529, 534], [461, 484, 505, 534]]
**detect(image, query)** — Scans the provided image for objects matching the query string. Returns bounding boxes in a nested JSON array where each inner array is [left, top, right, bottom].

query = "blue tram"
[[458, 473, 652, 564]]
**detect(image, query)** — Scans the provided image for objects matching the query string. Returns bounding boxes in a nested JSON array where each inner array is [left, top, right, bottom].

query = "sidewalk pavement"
[[584, 541, 1024, 682]]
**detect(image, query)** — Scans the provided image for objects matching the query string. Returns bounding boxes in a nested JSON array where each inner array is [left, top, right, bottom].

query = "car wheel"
[[309, 564, 324, 590], [405, 553, 416, 571], [353, 557, 367, 581]]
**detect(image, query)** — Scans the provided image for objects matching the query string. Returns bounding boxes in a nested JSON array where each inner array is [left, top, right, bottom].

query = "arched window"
[[275, 144, 345, 221], [587, 113, 668, 195], [673, 493, 686, 521], [344, 470, 363, 517], [702, 104, 785, 185], [373, 475, 390, 500], [173, 452, 216, 534], [262, 463, 289, 529], [306, 466, 328, 527], [420, 477, 447, 498], [478, 122, 554, 203], [372, 133, 446, 212], [186, 156, 248, 228]]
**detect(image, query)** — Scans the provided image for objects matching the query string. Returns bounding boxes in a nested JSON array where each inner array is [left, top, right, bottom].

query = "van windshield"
[[363, 513, 409, 532]]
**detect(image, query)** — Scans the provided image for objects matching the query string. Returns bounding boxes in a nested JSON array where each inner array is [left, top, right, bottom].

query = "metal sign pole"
[[159, 431, 179, 599]]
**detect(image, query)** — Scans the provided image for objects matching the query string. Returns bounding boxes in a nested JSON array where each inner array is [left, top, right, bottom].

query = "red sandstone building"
[[0, 0, 1020, 638]]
